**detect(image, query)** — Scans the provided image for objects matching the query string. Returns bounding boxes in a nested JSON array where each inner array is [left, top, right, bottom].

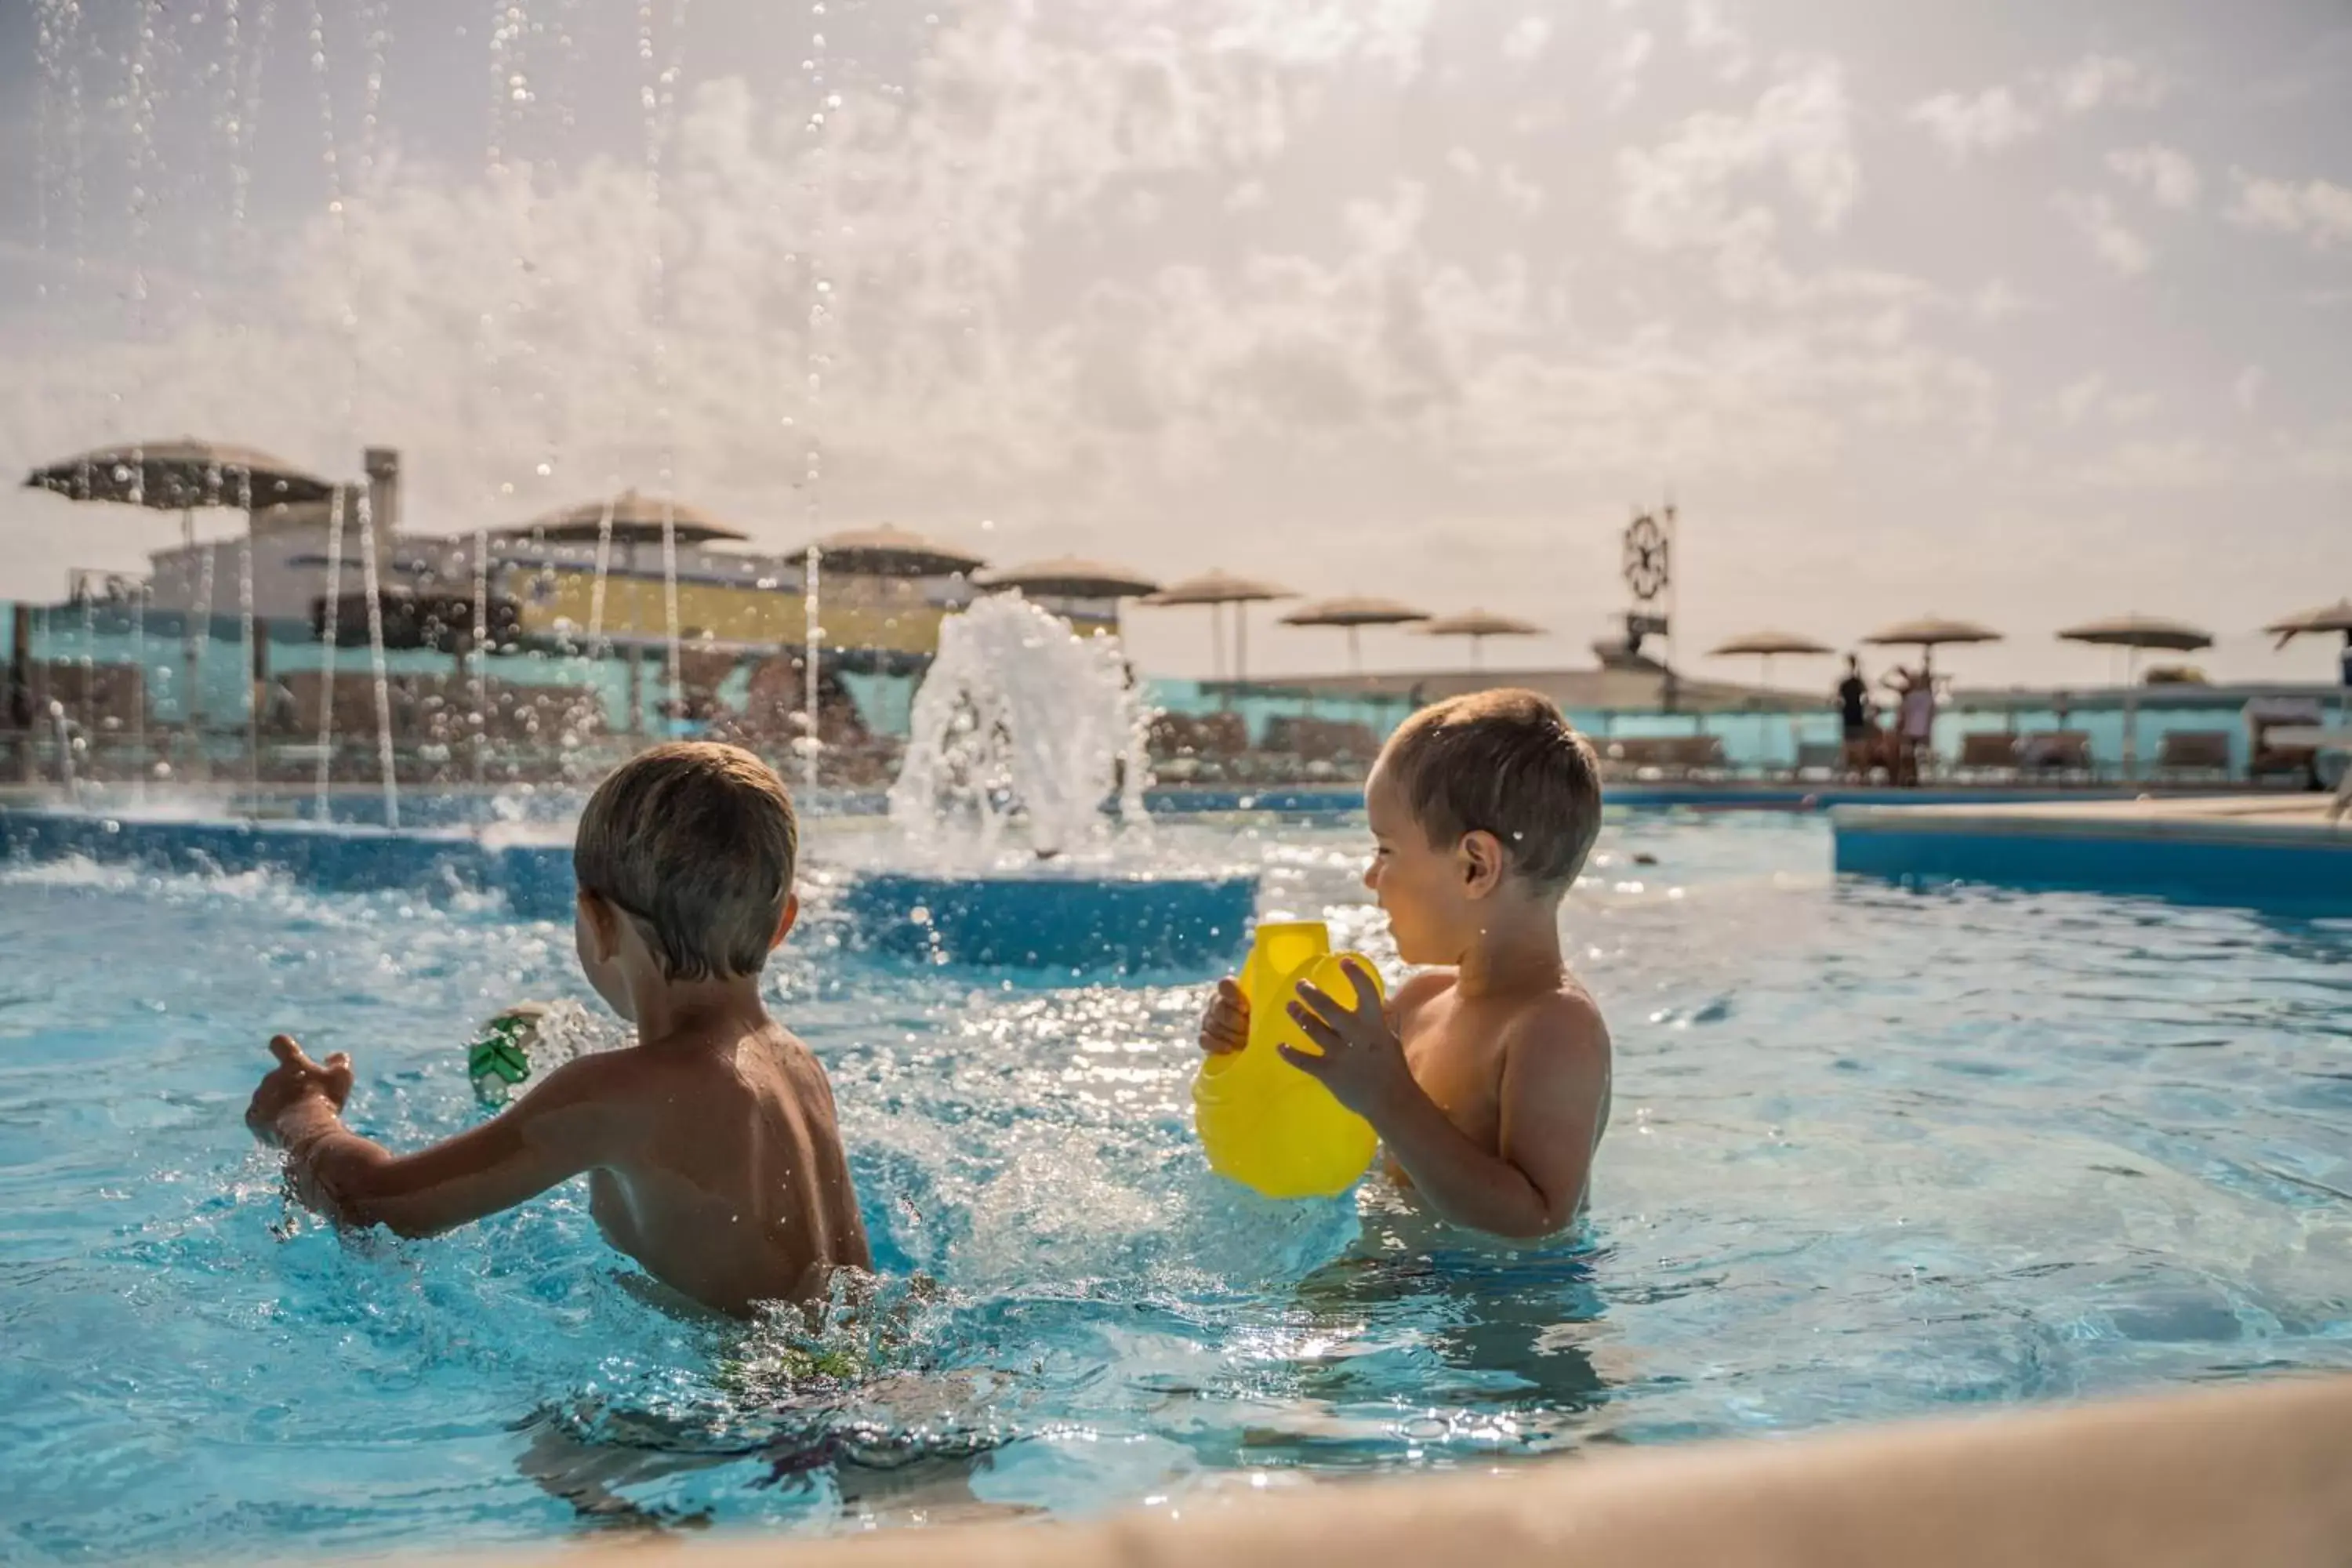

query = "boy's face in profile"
[[1363, 760, 1470, 966]]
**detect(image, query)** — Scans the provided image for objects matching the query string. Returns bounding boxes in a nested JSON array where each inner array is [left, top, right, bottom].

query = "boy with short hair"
[[1200, 689, 1612, 1238], [246, 742, 871, 1318]]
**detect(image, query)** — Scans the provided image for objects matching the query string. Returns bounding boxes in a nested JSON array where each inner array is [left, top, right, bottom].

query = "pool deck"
[[459, 1373, 2352, 1568], [1833, 793, 2352, 908]]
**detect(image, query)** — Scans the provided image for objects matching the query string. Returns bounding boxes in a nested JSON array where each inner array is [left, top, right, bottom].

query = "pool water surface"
[[4, 812, 2351, 1559]]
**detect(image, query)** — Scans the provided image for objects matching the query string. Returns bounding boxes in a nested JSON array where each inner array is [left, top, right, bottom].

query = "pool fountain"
[[837, 593, 1256, 974]]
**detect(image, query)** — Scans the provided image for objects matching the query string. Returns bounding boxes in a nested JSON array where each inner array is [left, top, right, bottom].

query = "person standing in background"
[[1837, 655, 1874, 782]]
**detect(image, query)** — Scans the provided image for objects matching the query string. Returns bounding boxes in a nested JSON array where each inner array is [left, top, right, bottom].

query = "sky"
[[0, 0, 2347, 688]]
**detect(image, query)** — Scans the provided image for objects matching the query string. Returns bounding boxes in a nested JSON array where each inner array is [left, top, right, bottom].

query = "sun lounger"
[[2017, 729, 2094, 780], [1955, 731, 2019, 781], [27, 659, 145, 732], [1261, 716, 1381, 768], [1602, 734, 1730, 781], [2247, 700, 2326, 784], [1793, 740, 1843, 781], [2153, 729, 2232, 781]]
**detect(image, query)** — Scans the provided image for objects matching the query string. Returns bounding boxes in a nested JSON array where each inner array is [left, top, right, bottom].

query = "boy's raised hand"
[[1198, 978, 1249, 1055], [246, 1034, 354, 1145], [1283, 960, 1411, 1118]]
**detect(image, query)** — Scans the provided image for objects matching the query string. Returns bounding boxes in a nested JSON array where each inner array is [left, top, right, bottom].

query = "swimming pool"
[[5, 811, 2351, 1559]]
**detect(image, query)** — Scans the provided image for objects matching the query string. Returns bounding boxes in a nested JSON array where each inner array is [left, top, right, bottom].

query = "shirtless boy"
[[1200, 690, 1612, 1238], [245, 742, 870, 1318]]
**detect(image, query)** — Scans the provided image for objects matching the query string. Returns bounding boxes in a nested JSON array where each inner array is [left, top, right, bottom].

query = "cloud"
[[2052, 54, 2169, 114], [1600, 30, 1656, 111], [2107, 143, 2201, 211], [2227, 169, 2352, 249], [1617, 56, 1859, 270], [1968, 278, 2032, 323], [1908, 54, 2165, 162], [1907, 87, 2040, 162], [2055, 372, 2156, 427], [2054, 191, 2154, 276], [2233, 365, 2265, 414], [1500, 16, 1552, 64], [1683, 1, 1753, 82]]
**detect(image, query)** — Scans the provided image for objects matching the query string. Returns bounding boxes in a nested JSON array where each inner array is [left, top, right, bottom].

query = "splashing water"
[[887, 596, 1151, 862]]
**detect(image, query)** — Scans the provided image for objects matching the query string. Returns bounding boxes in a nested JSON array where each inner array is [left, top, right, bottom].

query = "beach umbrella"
[[2267, 599, 2352, 721], [1141, 570, 1296, 692], [2265, 600, 2352, 648], [1416, 608, 1544, 670], [1708, 630, 1835, 766], [23, 438, 335, 791], [978, 557, 1161, 644], [1862, 615, 2002, 677], [2058, 614, 2215, 779], [25, 437, 336, 548], [977, 557, 1160, 600], [1708, 629, 1834, 691], [1280, 596, 1432, 674], [512, 489, 750, 548], [778, 526, 982, 793], [782, 524, 985, 579]]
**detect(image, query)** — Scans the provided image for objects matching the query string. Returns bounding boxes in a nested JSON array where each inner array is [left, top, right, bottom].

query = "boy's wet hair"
[[1378, 689, 1602, 893], [574, 742, 799, 981]]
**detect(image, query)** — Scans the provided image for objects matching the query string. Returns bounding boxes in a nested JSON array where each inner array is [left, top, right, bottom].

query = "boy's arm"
[[1287, 970, 1607, 1240], [249, 1035, 622, 1238]]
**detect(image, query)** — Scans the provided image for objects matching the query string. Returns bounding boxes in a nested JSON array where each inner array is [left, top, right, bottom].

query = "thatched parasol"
[[1863, 615, 2002, 677], [1281, 596, 1432, 674], [978, 557, 1161, 600], [1139, 570, 1297, 689], [783, 524, 985, 579], [25, 437, 336, 547], [1707, 631, 1835, 753], [1417, 608, 1544, 669], [2057, 614, 2215, 777], [507, 489, 750, 547]]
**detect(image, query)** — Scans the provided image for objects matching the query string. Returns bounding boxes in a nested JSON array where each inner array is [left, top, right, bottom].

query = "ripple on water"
[[4, 819, 2352, 1558]]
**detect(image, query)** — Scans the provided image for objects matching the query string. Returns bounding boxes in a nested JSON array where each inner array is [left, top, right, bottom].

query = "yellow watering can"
[[1192, 920, 1382, 1200]]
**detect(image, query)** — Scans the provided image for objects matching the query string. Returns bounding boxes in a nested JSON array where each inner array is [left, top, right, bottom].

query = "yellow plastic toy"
[[1192, 920, 1383, 1200]]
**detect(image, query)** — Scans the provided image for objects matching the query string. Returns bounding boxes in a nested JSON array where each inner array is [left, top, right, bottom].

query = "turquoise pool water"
[[5, 813, 2352, 1559]]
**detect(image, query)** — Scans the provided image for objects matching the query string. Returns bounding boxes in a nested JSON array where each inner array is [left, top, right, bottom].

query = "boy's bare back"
[[559, 1020, 867, 1316], [249, 1016, 869, 1317], [246, 743, 871, 1319]]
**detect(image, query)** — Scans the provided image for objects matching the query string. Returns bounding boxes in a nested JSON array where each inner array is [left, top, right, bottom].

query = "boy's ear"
[[1459, 830, 1505, 899], [576, 888, 621, 960], [771, 893, 800, 952]]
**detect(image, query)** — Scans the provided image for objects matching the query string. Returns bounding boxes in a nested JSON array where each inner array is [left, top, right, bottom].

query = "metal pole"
[[472, 528, 491, 783], [802, 543, 822, 797], [314, 487, 345, 815], [2123, 646, 2140, 783], [130, 581, 147, 800], [239, 476, 258, 808]]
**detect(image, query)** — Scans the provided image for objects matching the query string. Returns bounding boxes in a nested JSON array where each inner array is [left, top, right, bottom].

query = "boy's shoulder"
[[1502, 978, 1610, 1057]]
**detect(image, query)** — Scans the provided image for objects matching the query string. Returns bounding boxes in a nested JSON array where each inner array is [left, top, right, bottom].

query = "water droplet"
[[535, 462, 553, 477]]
